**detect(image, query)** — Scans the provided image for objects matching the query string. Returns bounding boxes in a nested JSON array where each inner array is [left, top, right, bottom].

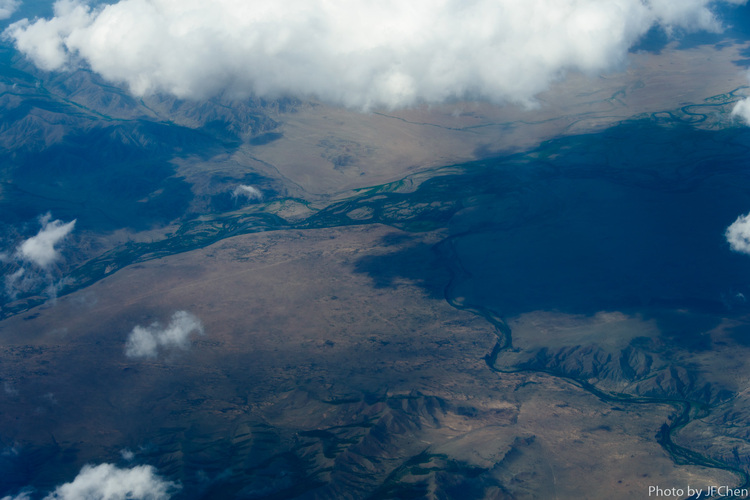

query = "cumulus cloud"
[[1, 491, 32, 500], [125, 310, 204, 359], [4, 268, 27, 298], [0, 0, 20, 20], [726, 212, 750, 254], [732, 95, 750, 125], [16, 214, 76, 268], [3, 213, 76, 300], [41, 463, 178, 500], [231, 184, 263, 202], [3, 0, 745, 108]]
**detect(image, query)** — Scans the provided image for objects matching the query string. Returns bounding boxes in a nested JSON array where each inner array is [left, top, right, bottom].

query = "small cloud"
[[726, 212, 750, 254], [125, 311, 204, 359], [231, 185, 263, 202], [1, 446, 20, 457], [41, 463, 178, 500], [3, 214, 76, 301], [0, 0, 20, 21], [4, 268, 27, 299], [125, 324, 159, 359], [732, 97, 750, 126], [3, 381, 18, 395], [1, 490, 33, 500], [16, 214, 76, 269], [120, 449, 135, 461], [732, 70, 750, 125]]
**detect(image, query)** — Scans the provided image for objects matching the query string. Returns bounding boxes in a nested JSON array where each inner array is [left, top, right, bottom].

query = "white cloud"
[[0, 0, 20, 20], [0, 0, 19, 21], [2, 214, 76, 300], [1, 491, 33, 500], [41, 463, 178, 500], [125, 325, 159, 359], [3, 0, 744, 109], [732, 97, 750, 125], [125, 310, 204, 359], [649, 0, 745, 32], [731, 69, 750, 125], [16, 213, 76, 269], [4, 268, 26, 298], [231, 185, 263, 201], [727, 212, 750, 254]]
